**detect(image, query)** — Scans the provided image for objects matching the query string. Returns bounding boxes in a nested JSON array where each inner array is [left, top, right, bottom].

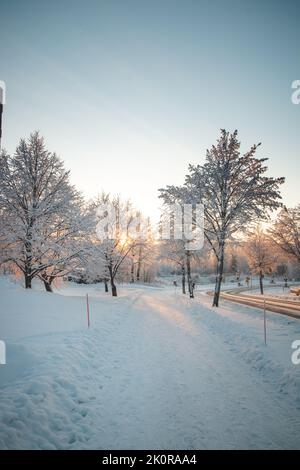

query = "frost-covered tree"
[[36, 203, 88, 292], [269, 205, 300, 265], [0, 132, 86, 290], [83, 238, 110, 290], [92, 193, 144, 296], [160, 129, 284, 306], [230, 253, 238, 274], [158, 204, 201, 298], [159, 240, 187, 294], [244, 226, 276, 294], [129, 224, 156, 284]]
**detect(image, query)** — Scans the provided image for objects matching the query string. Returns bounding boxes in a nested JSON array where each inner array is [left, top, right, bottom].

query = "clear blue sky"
[[1, 0, 299, 221]]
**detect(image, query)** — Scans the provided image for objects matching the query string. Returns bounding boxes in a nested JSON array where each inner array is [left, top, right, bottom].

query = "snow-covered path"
[[0, 280, 300, 449]]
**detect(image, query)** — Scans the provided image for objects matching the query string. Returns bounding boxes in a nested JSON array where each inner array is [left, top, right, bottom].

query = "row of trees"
[[158, 221, 300, 297], [0, 130, 299, 304], [245, 207, 300, 294], [86, 193, 156, 296], [0, 133, 156, 296]]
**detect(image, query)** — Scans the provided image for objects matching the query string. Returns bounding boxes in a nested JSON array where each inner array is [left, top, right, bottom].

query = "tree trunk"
[[24, 224, 33, 289], [111, 280, 117, 297], [43, 279, 53, 292], [186, 250, 194, 298], [136, 261, 141, 282], [136, 247, 142, 281], [41, 274, 54, 292], [104, 279, 109, 292], [181, 265, 186, 294], [24, 272, 32, 289], [259, 270, 264, 295], [24, 250, 32, 289], [130, 260, 135, 283], [213, 242, 225, 307], [108, 266, 117, 296]]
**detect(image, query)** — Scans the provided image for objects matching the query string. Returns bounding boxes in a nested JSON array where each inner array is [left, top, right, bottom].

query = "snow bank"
[[193, 292, 300, 407], [0, 277, 300, 449]]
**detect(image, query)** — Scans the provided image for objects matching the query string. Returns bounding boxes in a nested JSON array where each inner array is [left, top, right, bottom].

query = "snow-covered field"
[[0, 277, 300, 449]]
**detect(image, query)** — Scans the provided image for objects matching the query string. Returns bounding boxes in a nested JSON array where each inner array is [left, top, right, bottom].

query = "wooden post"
[[86, 293, 90, 328], [263, 300, 267, 345]]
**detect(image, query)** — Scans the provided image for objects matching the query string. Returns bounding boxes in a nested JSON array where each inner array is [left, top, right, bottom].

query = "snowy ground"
[[0, 277, 300, 449]]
